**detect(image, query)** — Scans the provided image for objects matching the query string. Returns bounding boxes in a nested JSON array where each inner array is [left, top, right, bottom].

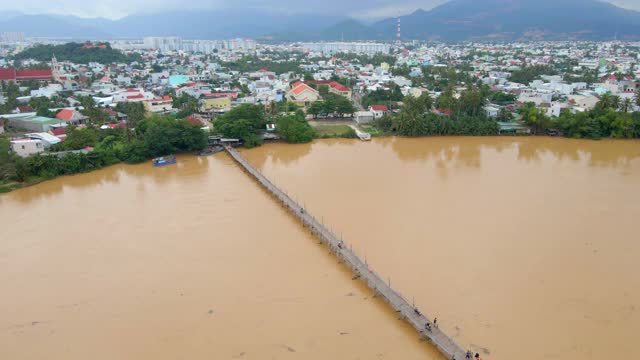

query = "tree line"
[[375, 91, 499, 136], [519, 92, 640, 139], [1, 115, 207, 186], [13, 42, 142, 64]]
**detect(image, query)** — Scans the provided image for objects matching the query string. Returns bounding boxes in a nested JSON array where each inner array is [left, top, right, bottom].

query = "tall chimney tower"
[[396, 15, 401, 48]]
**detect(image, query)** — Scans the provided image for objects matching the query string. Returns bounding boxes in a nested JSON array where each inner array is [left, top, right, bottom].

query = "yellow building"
[[380, 62, 390, 71], [201, 96, 232, 111]]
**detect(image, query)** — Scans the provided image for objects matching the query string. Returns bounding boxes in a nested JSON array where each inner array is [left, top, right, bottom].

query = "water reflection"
[[0, 154, 214, 205], [243, 142, 312, 169], [382, 137, 640, 177]]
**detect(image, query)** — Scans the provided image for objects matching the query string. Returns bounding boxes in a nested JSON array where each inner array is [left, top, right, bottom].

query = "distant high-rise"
[[143, 37, 183, 52], [1, 32, 25, 44]]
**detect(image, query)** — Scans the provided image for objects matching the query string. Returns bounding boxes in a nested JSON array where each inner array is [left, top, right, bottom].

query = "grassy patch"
[[360, 125, 385, 137], [314, 125, 356, 138], [0, 176, 49, 194]]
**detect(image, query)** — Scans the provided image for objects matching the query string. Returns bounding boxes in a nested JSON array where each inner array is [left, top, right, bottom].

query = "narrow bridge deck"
[[224, 145, 468, 359]]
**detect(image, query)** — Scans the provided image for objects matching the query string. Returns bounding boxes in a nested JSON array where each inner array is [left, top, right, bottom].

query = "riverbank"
[[2, 133, 639, 194]]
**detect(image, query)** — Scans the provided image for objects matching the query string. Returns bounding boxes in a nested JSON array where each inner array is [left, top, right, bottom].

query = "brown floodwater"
[[2, 137, 640, 360], [0, 154, 443, 360], [242, 137, 640, 360]]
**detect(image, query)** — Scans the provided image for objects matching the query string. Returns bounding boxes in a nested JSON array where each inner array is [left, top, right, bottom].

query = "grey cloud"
[[1, 0, 638, 19]]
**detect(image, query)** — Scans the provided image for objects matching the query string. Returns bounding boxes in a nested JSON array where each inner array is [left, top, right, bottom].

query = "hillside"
[[13, 42, 142, 64], [373, 0, 640, 40], [1, 0, 639, 41]]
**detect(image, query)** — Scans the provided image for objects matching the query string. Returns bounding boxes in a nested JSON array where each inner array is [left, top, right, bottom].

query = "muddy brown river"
[[1, 137, 639, 360]]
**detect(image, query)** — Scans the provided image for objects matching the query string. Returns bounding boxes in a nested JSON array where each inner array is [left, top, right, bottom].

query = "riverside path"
[[224, 144, 469, 360]]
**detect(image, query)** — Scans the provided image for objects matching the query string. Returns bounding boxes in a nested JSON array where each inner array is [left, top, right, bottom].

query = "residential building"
[[369, 105, 389, 119], [7, 115, 63, 132], [201, 96, 232, 111], [355, 111, 375, 124], [0, 68, 53, 82], [144, 96, 174, 113], [286, 82, 321, 107], [315, 81, 353, 98], [56, 109, 89, 125], [10, 138, 44, 157]]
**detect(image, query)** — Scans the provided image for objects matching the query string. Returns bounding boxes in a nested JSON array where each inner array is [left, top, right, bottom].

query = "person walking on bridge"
[[434, 317, 438, 328]]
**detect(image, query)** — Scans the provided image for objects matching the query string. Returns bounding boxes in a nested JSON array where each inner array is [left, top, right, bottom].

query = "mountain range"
[[0, 0, 639, 41]]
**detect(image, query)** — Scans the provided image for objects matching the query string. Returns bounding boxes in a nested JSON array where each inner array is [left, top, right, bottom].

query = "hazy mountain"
[[373, 0, 640, 40], [0, 15, 110, 39], [1, 0, 638, 41], [0, 9, 347, 40], [0, 11, 23, 21], [269, 19, 384, 42]]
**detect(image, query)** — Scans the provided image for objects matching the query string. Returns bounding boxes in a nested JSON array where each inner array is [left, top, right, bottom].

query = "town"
[[1, 35, 640, 188]]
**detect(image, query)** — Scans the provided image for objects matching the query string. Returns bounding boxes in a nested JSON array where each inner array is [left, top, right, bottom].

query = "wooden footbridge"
[[224, 145, 469, 359]]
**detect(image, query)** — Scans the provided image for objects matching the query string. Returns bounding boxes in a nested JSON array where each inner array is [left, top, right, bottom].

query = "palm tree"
[[611, 95, 621, 111], [621, 98, 633, 113], [635, 88, 640, 108]]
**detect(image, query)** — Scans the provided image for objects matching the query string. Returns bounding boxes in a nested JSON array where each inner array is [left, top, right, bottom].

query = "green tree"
[[518, 103, 551, 134], [621, 98, 633, 113], [213, 104, 266, 148], [307, 101, 324, 118], [276, 114, 315, 143], [63, 126, 98, 150], [0, 137, 18, 181], [496, 107, 513, 122]]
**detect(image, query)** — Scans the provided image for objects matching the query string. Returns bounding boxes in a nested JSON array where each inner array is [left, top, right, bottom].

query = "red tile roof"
[[127, 94, 144, 99], [202, 92, 238, 99], [17, 69, 53, 81], [51, 127, 67, 136], [290, 82, 317, 96], [371, 105, 389, 111], [185, 116, 201, 125], [330, 82, 350, 92], [56, 109, 76, 121], [0, 68, 53, 81], [0, 68, 16, 81]]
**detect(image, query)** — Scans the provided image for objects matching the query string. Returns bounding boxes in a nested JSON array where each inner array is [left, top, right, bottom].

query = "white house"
[[355, 111, 374, 124], [568, 95, 600, 112], [10, 138, 44, 157]]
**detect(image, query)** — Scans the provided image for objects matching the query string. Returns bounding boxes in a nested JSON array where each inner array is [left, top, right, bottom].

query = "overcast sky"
[[1, 0, 639, 20]]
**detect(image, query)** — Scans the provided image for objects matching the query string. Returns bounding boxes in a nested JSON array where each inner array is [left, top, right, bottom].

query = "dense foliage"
[[213, 104, 266, 148], [4, 116, 206, 184], [14, 42, 142, 64], [488, 91, 517, 104], [275, 113, 315, 143], [222, 56, 301, 74], [509, 65, 557, 85], [519, 101, 640, 139], [375, 92, 499, 136], [306, 94, 356, 118], [360, 85, 404, 109]]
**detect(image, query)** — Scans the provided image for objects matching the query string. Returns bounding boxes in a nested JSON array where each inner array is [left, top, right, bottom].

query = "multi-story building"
[[143, 37, 183, 52], [301, 42, 390, 55], [1, 32, 25, 43]]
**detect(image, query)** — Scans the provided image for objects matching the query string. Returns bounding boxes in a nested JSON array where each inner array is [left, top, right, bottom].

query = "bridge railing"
[[224, 145, 468, 359]]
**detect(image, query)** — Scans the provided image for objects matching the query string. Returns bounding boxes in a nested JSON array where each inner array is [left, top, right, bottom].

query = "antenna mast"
[[396, 13, 402, 48]]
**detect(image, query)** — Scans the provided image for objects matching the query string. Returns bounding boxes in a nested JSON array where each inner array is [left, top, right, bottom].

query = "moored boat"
[[152, 155, 177, 167]]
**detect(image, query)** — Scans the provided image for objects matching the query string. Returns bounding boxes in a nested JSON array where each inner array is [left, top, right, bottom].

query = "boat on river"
[[198, 146, 224, 156], [152, 155, 177, 167]]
